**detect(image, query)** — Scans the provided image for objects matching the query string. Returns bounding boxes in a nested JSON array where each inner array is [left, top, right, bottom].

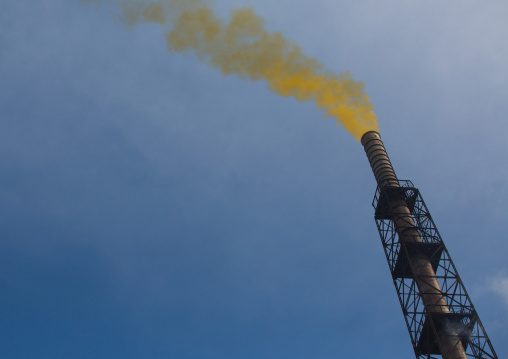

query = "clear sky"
[[1, 1, 507, 358]]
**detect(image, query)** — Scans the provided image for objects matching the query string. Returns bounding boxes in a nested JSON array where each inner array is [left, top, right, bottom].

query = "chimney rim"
[[361, 130, 381, 145]]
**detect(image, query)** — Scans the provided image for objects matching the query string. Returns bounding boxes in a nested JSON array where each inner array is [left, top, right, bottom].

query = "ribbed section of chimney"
[[361, 131, 399, 188]]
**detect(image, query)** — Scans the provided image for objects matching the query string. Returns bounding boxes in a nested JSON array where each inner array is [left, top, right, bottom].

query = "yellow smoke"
[[117, 0, 379, 141]]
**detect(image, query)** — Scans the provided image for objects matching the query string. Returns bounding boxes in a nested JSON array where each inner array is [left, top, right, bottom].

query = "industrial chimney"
[[361, 131, 497, 359]]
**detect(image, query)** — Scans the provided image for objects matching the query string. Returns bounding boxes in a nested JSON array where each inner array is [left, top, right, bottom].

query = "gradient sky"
[[1, 1, 507, 358]]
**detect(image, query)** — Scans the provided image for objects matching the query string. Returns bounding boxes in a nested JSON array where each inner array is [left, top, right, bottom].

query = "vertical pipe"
[[361, 131, 467, 359]]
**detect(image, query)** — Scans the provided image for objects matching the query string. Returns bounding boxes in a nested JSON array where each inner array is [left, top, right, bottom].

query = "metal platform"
[[416, 312, 476, 355]]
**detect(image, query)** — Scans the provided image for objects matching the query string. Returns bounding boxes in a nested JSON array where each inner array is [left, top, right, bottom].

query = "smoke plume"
[[91, 0, 379, 140]]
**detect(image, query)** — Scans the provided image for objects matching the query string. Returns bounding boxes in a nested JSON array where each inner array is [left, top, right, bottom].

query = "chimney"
[[361, 131, 469, 359]]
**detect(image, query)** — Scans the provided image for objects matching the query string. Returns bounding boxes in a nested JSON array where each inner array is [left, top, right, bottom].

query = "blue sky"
[[1, 1, 507, 358]]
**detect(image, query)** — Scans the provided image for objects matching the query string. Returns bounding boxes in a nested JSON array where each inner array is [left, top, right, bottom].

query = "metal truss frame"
[[372, 180, 497, 359]]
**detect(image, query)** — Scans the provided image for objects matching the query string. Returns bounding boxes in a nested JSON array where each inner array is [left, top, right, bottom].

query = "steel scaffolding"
[[372, 180, 497, 359]]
